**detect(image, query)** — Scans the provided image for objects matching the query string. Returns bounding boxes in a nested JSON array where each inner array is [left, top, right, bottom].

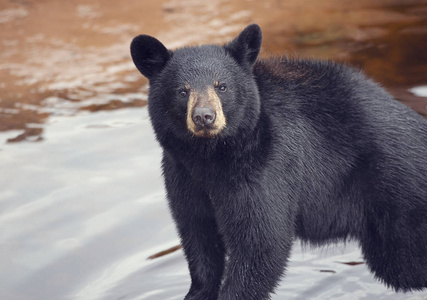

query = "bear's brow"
[[176, 66, 226, 85], [182, 81, 221, 90]]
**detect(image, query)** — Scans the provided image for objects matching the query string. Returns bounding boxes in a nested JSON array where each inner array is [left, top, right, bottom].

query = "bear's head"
[[130, 24, 262, 145]]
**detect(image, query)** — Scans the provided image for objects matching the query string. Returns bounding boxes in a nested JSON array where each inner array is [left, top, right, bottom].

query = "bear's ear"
[[130, 35, 170, 80], [225, 24, 262, 69]]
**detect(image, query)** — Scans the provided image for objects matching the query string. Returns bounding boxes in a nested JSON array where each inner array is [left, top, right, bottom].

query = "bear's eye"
[[178, 89, 188, 97], [218, 84, 227, 92]]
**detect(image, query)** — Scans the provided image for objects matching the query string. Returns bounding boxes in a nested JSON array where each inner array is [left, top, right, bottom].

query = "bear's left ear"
[[130, 34, 170, 80], [225, 24, 262, 69]]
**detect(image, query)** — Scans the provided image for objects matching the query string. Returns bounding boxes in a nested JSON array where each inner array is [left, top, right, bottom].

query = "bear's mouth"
[[191, 124, 223, 138]]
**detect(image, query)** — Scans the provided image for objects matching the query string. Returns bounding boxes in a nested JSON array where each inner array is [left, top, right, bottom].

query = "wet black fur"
[[131, 24, 427, 299]]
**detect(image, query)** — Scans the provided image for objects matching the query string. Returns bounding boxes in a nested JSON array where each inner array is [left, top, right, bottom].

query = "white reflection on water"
[[1, 107, 427, 299], [410, 86, 427, 99]]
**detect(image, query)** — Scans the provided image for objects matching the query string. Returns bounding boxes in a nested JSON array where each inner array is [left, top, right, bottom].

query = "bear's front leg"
[[179, 210, 225, 300], [162, 155, 225, 300], [215, 185, 295, 300]]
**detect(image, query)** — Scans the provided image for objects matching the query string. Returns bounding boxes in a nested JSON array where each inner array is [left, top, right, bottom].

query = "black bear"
[[130, 24, 427, 299]]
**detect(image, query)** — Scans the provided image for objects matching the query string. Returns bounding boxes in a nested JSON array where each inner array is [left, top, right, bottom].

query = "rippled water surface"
[[1, 0, 427, 299]]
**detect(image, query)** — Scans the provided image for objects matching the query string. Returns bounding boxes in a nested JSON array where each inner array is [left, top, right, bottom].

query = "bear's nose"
[[192, 107, 216, 127]]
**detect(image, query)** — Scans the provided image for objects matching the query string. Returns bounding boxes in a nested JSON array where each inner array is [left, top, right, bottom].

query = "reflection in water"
[[0, 0, 426, 142]]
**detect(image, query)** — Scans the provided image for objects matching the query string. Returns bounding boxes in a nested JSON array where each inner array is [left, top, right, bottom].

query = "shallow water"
[[1, 0, 427, 299], [3, 108, 427, 300]]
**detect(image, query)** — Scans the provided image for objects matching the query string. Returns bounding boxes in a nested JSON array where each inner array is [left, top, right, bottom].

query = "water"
[[1, 0, 427, 299]]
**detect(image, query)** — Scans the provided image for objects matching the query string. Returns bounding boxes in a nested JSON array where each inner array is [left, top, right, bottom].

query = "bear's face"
[[131, 24, 262, 142], [157, 47, 240, 139]]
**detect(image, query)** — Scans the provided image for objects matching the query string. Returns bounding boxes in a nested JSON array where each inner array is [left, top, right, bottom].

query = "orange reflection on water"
[[0, 0, 426, 142]]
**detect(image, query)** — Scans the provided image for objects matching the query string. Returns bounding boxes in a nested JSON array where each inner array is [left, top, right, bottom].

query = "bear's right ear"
[[130, 35, 170, 80]]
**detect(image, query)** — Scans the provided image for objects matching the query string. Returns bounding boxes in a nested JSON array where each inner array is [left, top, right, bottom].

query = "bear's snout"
[[192, 107, 216, 127], [186, 87, 226, 138]]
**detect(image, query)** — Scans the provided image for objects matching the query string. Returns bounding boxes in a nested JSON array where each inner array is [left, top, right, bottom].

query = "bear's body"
[[131, 24, 427, 299]]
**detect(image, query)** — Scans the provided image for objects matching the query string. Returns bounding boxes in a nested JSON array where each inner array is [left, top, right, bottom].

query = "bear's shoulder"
[[254, 56, 356, 86], [252, 57, 360, 113]]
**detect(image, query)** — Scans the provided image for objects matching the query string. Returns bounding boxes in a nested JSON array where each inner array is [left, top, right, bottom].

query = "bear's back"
[[253, 56, 427, 155]]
